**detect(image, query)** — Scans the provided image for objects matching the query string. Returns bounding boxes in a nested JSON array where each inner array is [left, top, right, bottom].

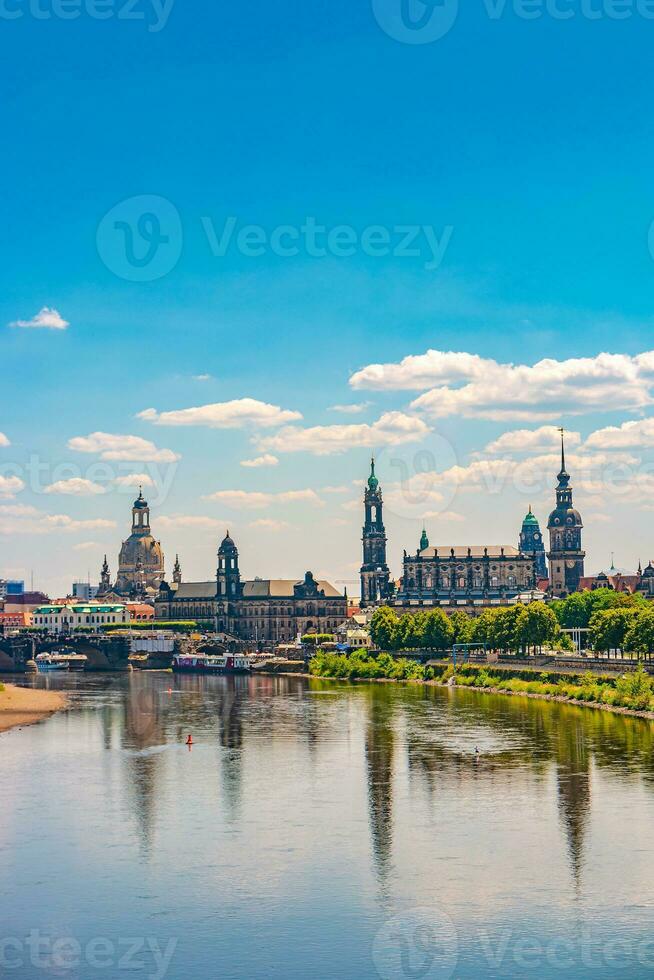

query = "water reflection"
[[6, 670, 654, 979]]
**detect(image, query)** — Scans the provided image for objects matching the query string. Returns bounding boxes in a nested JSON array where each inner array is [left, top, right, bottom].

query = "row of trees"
[[369, 604, 570, 656], [550, 588, 650, 629], [589, 607, 654, 655]]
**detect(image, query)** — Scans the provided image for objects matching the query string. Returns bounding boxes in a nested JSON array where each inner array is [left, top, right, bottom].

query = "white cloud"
[[73, 541, 100, 551], [192, 374, 212, 382], [44, 478, 106, 496], [328, 402, 372, 415], [0, 511, 116, 535], [586, 512, 611, 524], [138, 398, 302, 429], [204, 489, 324, 509], [423, 510, 466, 522], [157, 515, 226, 529], [113, 474, 155, 489], [249, 519, 289, 531], [258, 411, 430, 456], [68, 432, 180, 463], [480, 426, 582, 457], [350, 348, 654, 421], [585, 418, 654, 450], [0, 504, 38, 516], [0, 475, 25, 498], [0, 432, 10, 447], [9, 307, 69, 330], [240, 454, 279, 469], [322, 485, 350, 494]]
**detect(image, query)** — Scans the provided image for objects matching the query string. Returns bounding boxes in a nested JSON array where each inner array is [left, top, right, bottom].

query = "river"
[[2, 671, 654, 979]]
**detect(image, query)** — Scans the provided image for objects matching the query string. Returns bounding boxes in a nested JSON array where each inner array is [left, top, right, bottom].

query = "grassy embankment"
[[309, 650, 654, 714]]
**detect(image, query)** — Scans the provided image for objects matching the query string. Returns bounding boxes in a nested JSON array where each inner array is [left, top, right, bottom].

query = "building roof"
[[418, 546, 522, 559], [165, 579, 343, 599], [33, 604, 126, 614], [522, 505, 539, 527], [242, 579, 342, 598]]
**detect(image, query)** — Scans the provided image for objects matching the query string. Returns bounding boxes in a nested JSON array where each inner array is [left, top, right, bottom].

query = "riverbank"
[[306, 651, 654, 721], [0, 684, 67, 734]]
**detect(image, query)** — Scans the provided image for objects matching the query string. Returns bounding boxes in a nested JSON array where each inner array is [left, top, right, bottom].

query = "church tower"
[[173, 554, 182, 585], [360, 459, 391, 606], [217, 531, 241, 598], [547, 431, 585, 596], [98, 555, 111, 595], [519, 506, 547, 579]]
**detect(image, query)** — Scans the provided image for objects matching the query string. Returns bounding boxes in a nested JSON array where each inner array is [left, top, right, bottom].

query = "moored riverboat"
[[172, 653, 252, 675]]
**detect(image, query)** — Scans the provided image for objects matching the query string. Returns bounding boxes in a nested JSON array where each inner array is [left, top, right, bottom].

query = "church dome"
[[219, 530, 237, 553], [643, 563, 654, 579], [119, 534, 164, 569], [133, 490, 148, 510], [548, 506, 582, 527], [522, 506, 539, 527]]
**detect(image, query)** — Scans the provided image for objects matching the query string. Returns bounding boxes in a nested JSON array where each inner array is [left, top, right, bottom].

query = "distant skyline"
[[3, 3, 654, 596]]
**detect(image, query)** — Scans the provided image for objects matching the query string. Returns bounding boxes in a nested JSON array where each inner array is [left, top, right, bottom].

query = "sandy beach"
[[0, 684, 67, 734]]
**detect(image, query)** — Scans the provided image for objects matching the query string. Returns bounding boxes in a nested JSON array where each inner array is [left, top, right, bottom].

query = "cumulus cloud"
[[68, 432, 180, 463], [9, 307, 69, 330], [44, 478, 106, 496], [0, 432, 10, 447], [138, 398, 302, 429], [322, 485, 350, 494], [248, 519, 289, 531], [328, 402, 372, 415], [258, 411, 430, 456], [585, 418, 654, 450], [240, 454, 279, 469], [113, 474, 155, 489], [157, 515, 226, 529], [204, 489, 323, 509], [193, 374, 212, 382], [73, 541, 100, 551], [350, 348, 654, 421], [0, 510, 116, 535], [480, 425, 582, 457], [0, 475, 25, 497]]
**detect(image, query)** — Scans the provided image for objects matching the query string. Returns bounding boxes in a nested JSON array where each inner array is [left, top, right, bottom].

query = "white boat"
[[35, 653, 70, 673]]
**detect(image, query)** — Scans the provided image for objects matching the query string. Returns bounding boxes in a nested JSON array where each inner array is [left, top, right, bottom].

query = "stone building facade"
[[395, 542, 536, 608], [98, 490, 165, 599], [156, 531, 346, 643], [547, 433, 585, 597]]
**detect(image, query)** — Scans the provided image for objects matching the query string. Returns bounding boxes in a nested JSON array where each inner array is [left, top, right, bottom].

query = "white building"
[[32, 602, 129, 634]]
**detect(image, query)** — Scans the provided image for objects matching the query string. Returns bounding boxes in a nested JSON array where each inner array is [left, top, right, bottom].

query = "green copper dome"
[[522, 505, 539, 527], [367, 458, 379, 490], [420, 527, 429, 551]]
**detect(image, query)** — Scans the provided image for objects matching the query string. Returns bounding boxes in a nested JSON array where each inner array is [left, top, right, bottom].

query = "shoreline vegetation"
[[0, 683, 67, 735], [308, 652, 654, 721]]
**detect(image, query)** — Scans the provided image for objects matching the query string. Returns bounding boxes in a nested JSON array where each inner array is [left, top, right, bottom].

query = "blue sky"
[[2, 0, 654, 596]]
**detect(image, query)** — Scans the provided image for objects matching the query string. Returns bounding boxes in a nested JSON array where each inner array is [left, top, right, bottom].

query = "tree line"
[[369, 603, 571, 656]]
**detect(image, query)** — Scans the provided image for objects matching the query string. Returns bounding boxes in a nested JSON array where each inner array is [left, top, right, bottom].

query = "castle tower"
[[419, 527, 429, 552], [360, 459, 391, 606], [519, 506, 547, 579], [547, 431, 585, 596], [173, 554, 182, 585], [217, 531, 241, 598]]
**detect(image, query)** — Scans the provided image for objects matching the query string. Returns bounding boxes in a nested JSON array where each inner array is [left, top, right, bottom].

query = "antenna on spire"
[[558, 427, 566, 472]]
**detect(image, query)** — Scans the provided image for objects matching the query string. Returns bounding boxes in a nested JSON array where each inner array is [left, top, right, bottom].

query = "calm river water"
[[2, 671, 654, 979]]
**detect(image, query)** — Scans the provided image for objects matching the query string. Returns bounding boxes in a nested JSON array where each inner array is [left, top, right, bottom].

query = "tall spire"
[[419, 526, 429, 551], [368, 456, 379, 491], [557, 427, 570, 486]]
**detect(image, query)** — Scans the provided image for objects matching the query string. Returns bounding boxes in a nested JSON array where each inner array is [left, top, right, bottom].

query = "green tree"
[[423, 609, 455, 650], [589, 608, 639, 653], [522, 603, 559, 653], [624, 610, 654, 658], [369, 607, 399, 650], [449, 610, 474, 644]]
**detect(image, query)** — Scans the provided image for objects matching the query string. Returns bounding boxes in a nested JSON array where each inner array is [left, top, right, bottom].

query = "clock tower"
[[547, 431, 585, 596]]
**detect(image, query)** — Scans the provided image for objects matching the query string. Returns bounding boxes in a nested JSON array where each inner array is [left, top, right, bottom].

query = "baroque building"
[[360, 459, 392, 605], [519, 506, 548, 580], [395, 539, 536, 608], [156, 531, 346, 643], [547, 433, 585, 597], [98, 490, 165, 599]]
